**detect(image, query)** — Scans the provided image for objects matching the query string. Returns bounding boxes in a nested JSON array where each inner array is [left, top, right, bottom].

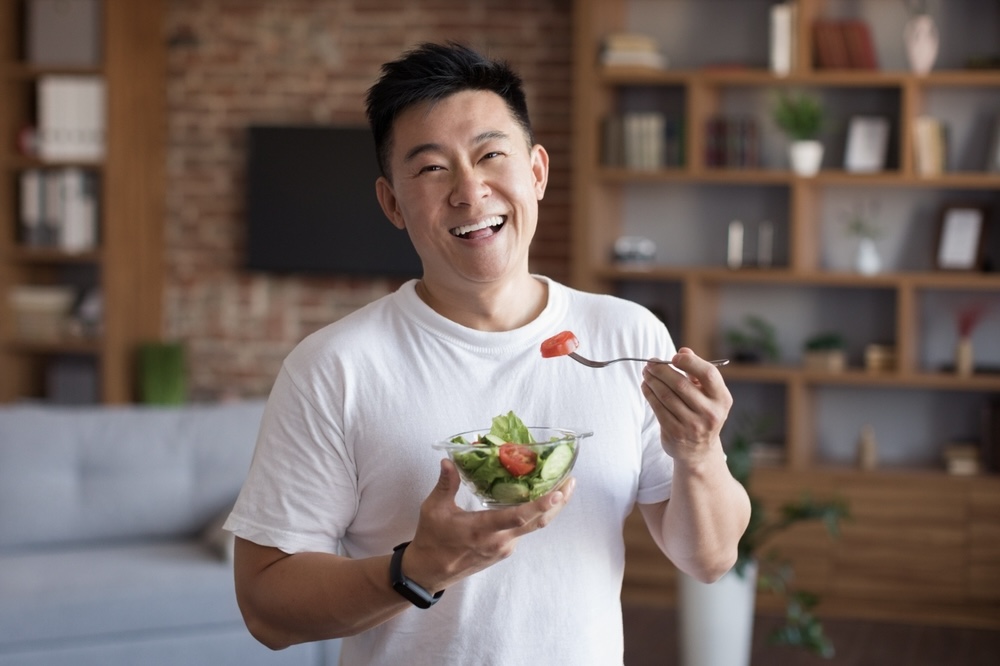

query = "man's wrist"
[[390, 542, 444, 609]]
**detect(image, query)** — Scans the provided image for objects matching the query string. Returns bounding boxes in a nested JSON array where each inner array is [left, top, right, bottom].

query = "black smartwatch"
[[390, 541, 443, 609]]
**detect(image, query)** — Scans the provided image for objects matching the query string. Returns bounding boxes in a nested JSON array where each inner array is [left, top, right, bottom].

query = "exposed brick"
[[165, 0, 572, 399]]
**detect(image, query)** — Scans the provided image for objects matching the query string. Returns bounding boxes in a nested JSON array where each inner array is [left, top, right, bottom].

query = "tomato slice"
[[498, 443, 537, 477], [540, 330, 580, 358]]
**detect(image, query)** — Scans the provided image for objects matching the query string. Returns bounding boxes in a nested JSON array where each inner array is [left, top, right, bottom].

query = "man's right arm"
[[233, 458, 575, 650], [233, 538, 412, 649]]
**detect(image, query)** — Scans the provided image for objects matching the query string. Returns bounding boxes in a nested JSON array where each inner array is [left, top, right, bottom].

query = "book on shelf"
[[912, 115, 947, 177], [813, 18, 877, 70], [841, 19, 878, 69], [603, 112, 684, 170], [705, 116, 760, 169], [36, 75, 107, 162], [600, 32, 667, 70], [769, 1, 797, 76], [19, 167, 100, 252]]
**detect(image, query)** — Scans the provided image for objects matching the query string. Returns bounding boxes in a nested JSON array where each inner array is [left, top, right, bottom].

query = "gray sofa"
[[0, 400, 341, 666]]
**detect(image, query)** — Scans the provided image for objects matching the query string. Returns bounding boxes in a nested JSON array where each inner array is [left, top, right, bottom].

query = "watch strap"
[[390, 541, 443, 609]]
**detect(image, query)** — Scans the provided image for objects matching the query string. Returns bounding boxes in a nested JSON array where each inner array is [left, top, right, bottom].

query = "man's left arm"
[[637, 348, 751, 583]]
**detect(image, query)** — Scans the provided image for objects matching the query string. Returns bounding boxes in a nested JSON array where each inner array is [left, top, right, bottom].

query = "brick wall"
[[163, 0, 573, 399]]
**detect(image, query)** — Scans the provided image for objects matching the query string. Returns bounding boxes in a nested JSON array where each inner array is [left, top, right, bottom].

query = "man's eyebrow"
[[402, 131, 511, 163], [403, 143, 441, 163]]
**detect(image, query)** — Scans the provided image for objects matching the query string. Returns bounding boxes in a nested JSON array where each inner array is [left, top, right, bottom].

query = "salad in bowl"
[[434, 411, 591, 508]]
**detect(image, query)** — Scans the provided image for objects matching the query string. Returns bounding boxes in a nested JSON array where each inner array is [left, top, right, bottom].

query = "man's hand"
[[400, 458, 576, 594], [640, 347, 732, 463]]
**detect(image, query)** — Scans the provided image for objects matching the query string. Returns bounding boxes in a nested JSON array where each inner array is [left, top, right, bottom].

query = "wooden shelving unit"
[[572, 0, 1000, 627], [0, 0, 165, 404]]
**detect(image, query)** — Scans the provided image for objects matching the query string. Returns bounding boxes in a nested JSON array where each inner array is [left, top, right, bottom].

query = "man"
[[225, 42, 750, 665]]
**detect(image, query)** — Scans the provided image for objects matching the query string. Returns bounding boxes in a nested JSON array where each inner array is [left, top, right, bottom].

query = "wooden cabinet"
[[0, 0, 165, 403], [572, 0, 1000, 626]]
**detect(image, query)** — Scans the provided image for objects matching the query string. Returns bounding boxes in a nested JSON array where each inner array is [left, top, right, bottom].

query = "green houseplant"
[[803, 331, 847, 372], [773, 91, 825, 176], [724, 315, 780, 364], [726, 418, 849, 658]]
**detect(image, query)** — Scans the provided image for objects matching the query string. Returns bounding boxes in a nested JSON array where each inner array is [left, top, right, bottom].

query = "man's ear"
[[531, 144, 550, 200], [375, 176, 406, 230]]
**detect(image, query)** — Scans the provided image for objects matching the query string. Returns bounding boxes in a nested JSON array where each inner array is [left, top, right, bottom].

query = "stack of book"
[[704, 116, 760, 169], [813, 19, 878, 70], [19, 168, 100, 252], [602, 112, 683, 170], [36, 75, 106, 162], [912, 115, 947, 176], [600, 32, 667, 70]]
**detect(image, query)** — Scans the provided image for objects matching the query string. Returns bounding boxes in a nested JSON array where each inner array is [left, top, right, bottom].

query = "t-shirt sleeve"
[[224, 363, 357, 555]]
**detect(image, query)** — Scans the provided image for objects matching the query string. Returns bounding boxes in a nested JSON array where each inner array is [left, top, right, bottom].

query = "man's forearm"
[[234, 538, 412, 649], [645, 445, 751, 583]]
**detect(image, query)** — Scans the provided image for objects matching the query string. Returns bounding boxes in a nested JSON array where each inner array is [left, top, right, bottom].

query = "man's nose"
[[449, 165, 490, 206]]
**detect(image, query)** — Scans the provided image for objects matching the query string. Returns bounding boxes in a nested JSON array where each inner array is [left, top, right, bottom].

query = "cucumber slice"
[[483, 433, 506, 446], [539, 443, 575, 481], [490, 481, 531, 504]]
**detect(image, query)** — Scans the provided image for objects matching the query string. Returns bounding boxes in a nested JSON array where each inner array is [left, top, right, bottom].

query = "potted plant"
[[724, 315, 780, 364], [773, 91, 825, 176], [843, 199, 883, 275], [678, 417, 849, 665], [803, 332, 846, 373]]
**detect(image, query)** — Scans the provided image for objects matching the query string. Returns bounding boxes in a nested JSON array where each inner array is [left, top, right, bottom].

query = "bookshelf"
[[0, 0, 165, 403], [572, 0, 1000, 627]]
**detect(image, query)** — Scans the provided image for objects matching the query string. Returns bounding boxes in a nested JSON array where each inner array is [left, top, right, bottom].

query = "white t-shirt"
[[225, 277, 676, 666]]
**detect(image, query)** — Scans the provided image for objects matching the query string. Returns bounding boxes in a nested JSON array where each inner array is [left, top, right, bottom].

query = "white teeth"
[[451, 216, 504, 237]]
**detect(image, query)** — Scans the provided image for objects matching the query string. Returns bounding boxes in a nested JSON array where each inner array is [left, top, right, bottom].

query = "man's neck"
[[415, 276, 547, 332]]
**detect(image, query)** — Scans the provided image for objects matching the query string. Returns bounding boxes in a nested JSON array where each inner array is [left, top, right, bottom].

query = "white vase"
[[855, 236, 882, 275], [905, 14, 939, 75], [678, 561, 758, 666], [789, 140, 823, 177]]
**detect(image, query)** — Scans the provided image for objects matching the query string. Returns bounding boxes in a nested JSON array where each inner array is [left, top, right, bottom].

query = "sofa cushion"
[[0, 401, 265, 551], [0, 541, 245, 648]]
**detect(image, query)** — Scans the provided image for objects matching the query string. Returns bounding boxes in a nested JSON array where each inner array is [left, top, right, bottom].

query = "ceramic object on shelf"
[[854, 236, 882, 275], [956, 336, 974, 376], [788, 140, 823, 177], [905, 14, 939, 75]]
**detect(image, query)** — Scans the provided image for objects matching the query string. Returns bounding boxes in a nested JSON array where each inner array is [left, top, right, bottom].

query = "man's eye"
[[419, 164, 444, 173], [483, 151, 503, 160]]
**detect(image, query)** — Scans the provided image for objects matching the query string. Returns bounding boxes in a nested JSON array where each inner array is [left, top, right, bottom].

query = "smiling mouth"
[[450, 215, 506, 238]]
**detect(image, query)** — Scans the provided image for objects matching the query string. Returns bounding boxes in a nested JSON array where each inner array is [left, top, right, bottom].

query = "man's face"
[[375, 90, 549, 290]]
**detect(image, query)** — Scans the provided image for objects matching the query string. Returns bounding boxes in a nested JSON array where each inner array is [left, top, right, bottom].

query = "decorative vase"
[[678, 561, 758, 666], [904, 14, 939, 75], [789, 140, 823, 177], [956, 336, 974, 376], [854, 236, 882, 275]]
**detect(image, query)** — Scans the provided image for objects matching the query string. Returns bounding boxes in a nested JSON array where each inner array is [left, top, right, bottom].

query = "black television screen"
[[245, 125, 422, 277]]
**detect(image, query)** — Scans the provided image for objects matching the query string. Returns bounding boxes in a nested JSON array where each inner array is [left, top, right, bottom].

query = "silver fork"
[[567, 352, 730, 369]]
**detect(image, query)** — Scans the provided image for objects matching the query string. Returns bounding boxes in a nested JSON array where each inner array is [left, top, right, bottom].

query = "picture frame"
[[988, 113, 1000, 173], [844, 115, 890, 173], [935, 204, 990, 271]]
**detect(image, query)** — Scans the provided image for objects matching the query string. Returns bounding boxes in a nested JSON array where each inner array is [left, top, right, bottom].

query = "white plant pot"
[[855, 236, 882, 275], [678, 560, 758, 666], [789, 140, 823, 177]]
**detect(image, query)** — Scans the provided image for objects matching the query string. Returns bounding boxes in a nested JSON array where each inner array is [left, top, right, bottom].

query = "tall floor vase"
[[678, 561, 758, 666]]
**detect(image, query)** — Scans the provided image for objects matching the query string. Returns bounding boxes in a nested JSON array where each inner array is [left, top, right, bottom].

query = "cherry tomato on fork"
[[540, 331, 580, 358]]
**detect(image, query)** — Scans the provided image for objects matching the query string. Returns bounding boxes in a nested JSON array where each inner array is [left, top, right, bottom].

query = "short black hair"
[[365, 42, 534, 179]]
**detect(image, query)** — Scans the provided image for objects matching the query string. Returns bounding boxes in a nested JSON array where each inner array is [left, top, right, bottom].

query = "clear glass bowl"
[[433, 426, 592, 508]]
